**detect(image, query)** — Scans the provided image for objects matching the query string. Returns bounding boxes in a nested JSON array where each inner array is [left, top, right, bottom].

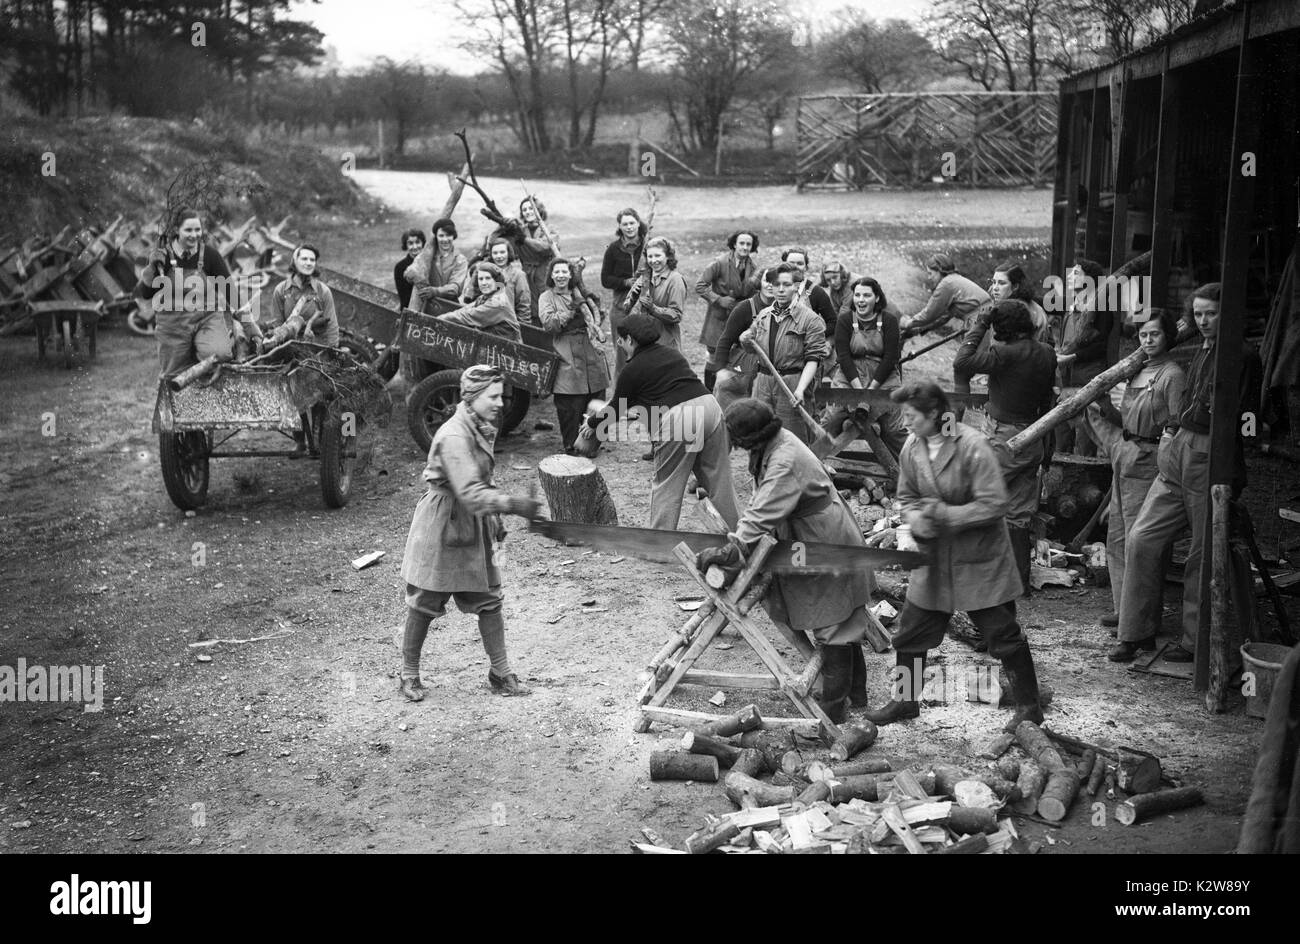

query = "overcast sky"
[[291, 0, 935, 73]]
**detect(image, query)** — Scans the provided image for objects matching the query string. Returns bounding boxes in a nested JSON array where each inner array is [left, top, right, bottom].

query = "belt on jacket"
[[789, 491, 834, 519], [1122, 429, 1161, 445]]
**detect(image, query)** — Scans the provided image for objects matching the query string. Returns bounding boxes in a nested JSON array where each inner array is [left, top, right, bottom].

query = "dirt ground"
[[0, 178, 1264, 854]]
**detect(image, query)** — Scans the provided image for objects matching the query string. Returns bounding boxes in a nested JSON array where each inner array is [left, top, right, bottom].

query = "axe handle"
[[745, 338, 832, 455]]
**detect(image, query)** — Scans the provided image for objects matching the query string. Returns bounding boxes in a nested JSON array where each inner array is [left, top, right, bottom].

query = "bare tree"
[[664, 0, 795, 153], [456, 0, 558, 152], [822, 11, 943, 94], [925, 0, 1072, 92]]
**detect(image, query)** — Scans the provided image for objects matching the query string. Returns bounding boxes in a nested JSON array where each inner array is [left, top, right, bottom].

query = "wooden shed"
[[1051, 0, 1300, 702]]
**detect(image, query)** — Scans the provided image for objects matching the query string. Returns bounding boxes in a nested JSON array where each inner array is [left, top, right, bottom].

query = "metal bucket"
[[1240, 642, 1294, 719]]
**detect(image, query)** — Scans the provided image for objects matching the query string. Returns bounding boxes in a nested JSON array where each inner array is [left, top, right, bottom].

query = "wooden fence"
[[796, 93, 1057, 190]]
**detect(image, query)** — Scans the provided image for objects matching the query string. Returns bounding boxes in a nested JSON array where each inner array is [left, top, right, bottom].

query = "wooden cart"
[[150, 342, 392, 511], [395, 307, 560, 452]]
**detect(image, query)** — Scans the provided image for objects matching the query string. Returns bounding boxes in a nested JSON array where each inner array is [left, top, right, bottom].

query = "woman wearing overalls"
[[1089, 309, 1187, 657], [821, 276, 906, 455]]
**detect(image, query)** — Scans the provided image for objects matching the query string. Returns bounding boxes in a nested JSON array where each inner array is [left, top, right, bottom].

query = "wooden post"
[[1197, 12, 1258, 693], [1052, 88, 1078, 275], [1107, 69, 1136, 282], [1207, 485, 1233, 712], [1149, 53, 1180, 311], [1083, 78, 1108, 262]]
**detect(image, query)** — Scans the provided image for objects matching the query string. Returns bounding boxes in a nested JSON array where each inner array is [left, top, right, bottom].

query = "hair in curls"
[[546, 256, 576, 289], [399, 228, 426, 251], [848, 276, 888, 314], [614, 208, 646, 241], [726, 230, 760, 252], [644, 236, 677, 270], [890, 380, 951, 422]]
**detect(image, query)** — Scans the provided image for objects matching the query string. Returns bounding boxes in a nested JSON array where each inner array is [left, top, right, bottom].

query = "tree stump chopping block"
[[537, 454, 618, 527]]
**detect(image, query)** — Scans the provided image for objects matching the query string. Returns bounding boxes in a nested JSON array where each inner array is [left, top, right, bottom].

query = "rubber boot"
[[1000, 643, 1044, 733], [478, 609, 531, 696], [1008, 526, 1032, 597], [864, 651, 923, 725], [399, 608, 433, 702], [849, 645, 868, 708], [817, 645, 853, 724]]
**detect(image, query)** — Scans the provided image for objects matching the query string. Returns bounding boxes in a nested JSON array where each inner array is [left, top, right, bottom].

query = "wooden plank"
[[880, 804, 927, 854], [1083, 77, 1108, 261], [679, 670, 780, 690], [721, 806, 785, 830], [1198, 12, 1259, 694], [1148, 55, 1180, 310], [630, 842, 686, 855]]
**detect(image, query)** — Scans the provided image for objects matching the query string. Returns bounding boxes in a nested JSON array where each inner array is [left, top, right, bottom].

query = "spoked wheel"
[[407, 369, 463, 453], [337, 331, 379, 369], [320, 410, 364, 509], [159, 430, 210, 510], [127, 305, 156, 336], [500, 386, 531, 434]]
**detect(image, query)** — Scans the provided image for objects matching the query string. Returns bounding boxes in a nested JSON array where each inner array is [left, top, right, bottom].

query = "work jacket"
[[538, 288, 610, 396], [896, 423, 1023, 613], [696, 252, 756, 348], [401, 403, 511, 592]]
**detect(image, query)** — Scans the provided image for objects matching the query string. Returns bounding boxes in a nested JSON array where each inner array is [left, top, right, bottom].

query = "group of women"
[[389, 200, 1243, 726]]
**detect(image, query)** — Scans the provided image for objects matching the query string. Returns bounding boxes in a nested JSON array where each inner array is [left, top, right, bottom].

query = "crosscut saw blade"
[[527, 519, 924, 572]]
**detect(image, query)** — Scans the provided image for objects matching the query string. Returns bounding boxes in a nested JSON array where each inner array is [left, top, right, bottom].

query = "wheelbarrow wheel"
[[337, 331, 379, 370], [159, 430, 210, 510], [501, 386, 531, 434], [127, 305, 156, 336], [407, 369, 462, 454], [320, 412, 358, 509]]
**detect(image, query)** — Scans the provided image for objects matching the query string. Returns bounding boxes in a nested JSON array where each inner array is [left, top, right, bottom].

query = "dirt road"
[[0, 179, 1258, 853]]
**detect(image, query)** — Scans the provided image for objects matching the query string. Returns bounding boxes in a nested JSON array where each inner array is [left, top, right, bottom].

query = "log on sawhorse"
[[633, 532, 844, 741]]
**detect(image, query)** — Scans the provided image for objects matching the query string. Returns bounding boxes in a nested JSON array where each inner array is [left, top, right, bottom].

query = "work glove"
[[717, 296, 737, 310], [695, 543, 741, 571], [504, 495, 541, 520], [572, 424, 601, 459]]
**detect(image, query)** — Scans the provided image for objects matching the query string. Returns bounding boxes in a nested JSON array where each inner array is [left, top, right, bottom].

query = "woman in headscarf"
[[264, 243, 339, 349], [538, 257, 610, 454], [697, 398, 876, 723], [864, 382, 1044, 732], [1084, 309, 1186, 646], [820, 261, 859, 317], [821, 276, 907, 455], [398, 365, 542, 701], [439, 261, 521, 341], [952, 299, 1058, 595], [600, 207, 648, 375], [585, 312, 736, 530], [695, 230, 759, 391]]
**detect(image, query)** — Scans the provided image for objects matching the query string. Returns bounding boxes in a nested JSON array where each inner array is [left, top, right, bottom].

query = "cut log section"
[[681, 731, 742, 767], [829, 722, 878, 761], [1013, 762, 1046, 815], [936, 833, 990, 854], [738, 729, 795, 772], [685, 821, 740, 854], [933, 764, 1020, 802], [1015, 721, 1068, 773], [1076, 748, 1097, 779], [649, 751, 719, 782], [806, 758, 892, 782], [1043, 729, 1163, 795], [995, 757, 1021, 783], [730, 748, 766, 778], [1116, 787, 1204, 826], [1086, 755, 1107, 797], [979, 732, 1016, 759], [1037, 769, 1081, 822], [700, 704, 763, 737], [948, 806, 999, 835], [536, 454, 619, 526], [724, 771, 797, 809]]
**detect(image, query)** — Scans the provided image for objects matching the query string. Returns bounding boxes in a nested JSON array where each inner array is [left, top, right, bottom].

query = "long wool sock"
[[401, 609, 434, 679]]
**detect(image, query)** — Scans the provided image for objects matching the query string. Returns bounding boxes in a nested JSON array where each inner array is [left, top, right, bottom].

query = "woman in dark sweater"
[[585, 312, 737, 530], [393, 228, 425, 310], [600, 208, 648, 376]]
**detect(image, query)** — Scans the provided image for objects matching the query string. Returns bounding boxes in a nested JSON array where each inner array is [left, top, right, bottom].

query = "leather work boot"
[[817, 645, 853, 724], [1000, 644, 1044, 733], [398, 677, 427, 702], [1107, 637, 1156, 662], [488, 669, 532, 696], [863, 651, 923, 725], [849, 645, 869, 708]]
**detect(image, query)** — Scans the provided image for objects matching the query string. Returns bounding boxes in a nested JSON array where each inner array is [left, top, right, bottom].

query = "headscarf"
[[460, 365, 503, 403], [925, 252, 956, 275]]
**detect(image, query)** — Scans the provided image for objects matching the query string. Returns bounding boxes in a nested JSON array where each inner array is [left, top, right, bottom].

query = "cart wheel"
[[320, 413, 358, 509], [127, 305, 156, 336], [407, 369, 463, 453], [501, 386, 531, 434], [337, 332, 379, 369], [61, 319, 75, 370], [159, 431, 210, 510]]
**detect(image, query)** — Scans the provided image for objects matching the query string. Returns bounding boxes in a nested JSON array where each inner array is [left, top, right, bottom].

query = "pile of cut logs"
[[637, 709, 1204, 854]]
